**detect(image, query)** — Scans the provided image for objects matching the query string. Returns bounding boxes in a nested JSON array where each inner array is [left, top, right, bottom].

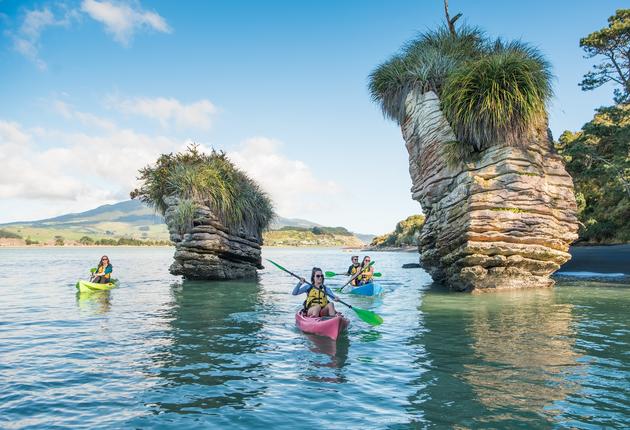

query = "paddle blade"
[[325, 271, 337, 278], [90, 268, 97, 273], [352, 307, 383, 326], [266, 259, 288, 273], [373, 272, 382, 277]]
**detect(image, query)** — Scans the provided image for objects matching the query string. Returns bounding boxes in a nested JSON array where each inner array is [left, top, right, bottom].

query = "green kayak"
[[76, 279, 119, 293]]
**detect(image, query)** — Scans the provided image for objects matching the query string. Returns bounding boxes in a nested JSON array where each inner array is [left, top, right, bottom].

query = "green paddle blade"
[[352, 307, 383, 326], [266, 259, 288, 273], [325, 271, 337, 278], [373, 272, 381, 277], [90, 268, 97, 273]]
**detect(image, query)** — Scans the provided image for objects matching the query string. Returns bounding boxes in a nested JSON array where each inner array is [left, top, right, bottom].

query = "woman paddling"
[[293, 267, 339, 317], [91, 255, 113, 284], [356, 256, 374, 285]]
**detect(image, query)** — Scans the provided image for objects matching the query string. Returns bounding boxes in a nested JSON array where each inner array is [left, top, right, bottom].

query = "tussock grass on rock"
[[369, 26, 553, 157], [131, 145, 274, 236]]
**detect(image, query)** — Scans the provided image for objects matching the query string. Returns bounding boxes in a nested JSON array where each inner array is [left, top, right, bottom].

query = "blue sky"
[[0, 0, 621, 234]]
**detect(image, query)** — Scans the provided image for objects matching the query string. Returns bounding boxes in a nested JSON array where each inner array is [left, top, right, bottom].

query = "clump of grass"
[[369, 26, 485, 124], [368, 26, 553, 159], [131, 145, 274, 237], [173, 198, 197, 235], [490, 207, 529, 214], [441, 41, 552, 149], [516, 171, 540, 177]]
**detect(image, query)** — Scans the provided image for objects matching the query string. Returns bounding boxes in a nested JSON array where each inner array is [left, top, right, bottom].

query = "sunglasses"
[[102, 258, 109, 261], [315, 274, 323, 278]]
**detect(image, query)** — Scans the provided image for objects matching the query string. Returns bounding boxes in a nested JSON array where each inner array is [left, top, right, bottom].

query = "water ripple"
[[0, 247, 628, 428]]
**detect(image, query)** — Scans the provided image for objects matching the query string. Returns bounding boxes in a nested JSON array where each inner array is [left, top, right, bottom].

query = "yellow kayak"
[[75, 279, 119, 293]]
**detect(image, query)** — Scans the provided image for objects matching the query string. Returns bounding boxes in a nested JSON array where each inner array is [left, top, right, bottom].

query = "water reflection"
[[303, 333, 349, 383], [407, 286, 582, 428], [144, 279, 267, 413], [75, 291, 112, 315]]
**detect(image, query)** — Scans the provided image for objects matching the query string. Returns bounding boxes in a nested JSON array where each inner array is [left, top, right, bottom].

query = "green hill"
[[0, 200, 169, 244], [0, 200, 373, 246]]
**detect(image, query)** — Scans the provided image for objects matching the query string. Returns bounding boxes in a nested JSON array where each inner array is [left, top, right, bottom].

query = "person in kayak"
[[345, 255, 360, 286], [356, 256, 374, 285], [91, 255, 113, 284], [293, 267, 339, 317]]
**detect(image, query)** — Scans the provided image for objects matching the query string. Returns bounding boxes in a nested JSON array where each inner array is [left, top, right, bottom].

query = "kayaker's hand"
[[299, 277, 305, 284]]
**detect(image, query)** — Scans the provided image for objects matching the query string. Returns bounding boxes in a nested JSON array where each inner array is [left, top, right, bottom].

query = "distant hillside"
[[263, 229, 364, 248], [368, 215, 425, 249], [0, 200, 373, 246], [269, 216, 321, 230], [0, 200, 169, 244]]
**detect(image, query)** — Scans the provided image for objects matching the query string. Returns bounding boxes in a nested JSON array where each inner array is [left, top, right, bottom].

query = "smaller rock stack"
[[163, 196, 263, 280]]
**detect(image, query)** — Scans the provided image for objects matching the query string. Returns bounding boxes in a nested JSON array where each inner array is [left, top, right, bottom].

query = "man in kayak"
[[293, 267, 340, 317], [345, 255, 360, 286], [91, 255, 113, 283], [356, 256, 374, 285]]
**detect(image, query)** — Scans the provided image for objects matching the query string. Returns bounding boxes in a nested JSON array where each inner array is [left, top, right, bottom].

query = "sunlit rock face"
[[163, 196, 262, 280], [402, 89, 579, 292]]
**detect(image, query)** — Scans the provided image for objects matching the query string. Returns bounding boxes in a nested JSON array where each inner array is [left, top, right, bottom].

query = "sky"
[[0, 0, 622, 234]]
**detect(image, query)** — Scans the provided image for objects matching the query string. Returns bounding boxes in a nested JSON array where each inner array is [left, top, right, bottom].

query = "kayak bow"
[[76, 279, 119, 293], [349, 282, 383, 296], [295, 310, 349, 340]]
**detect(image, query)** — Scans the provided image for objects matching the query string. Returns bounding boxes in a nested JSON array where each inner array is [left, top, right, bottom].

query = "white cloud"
[[10, 6, 76, 70], [0, 120, 90, 200], [228, 137, 342, 218], [0, 116, 180, 206], [109, 96, 218, 130], [81, 0, 171, 45], [53, 100, 116, 130]]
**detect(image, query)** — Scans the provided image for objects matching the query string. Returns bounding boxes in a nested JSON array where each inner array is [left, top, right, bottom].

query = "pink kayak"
[[295, 311, 349, 340]]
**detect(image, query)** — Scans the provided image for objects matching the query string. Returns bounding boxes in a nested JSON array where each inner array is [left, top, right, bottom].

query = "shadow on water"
[[404, 284, 582, 429], [75, 291, 112, 315], [142, 279, 268, 414]]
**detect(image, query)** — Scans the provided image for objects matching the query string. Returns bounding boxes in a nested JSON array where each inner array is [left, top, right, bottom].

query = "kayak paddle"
[[326, 271, 381, 278], [339, 261, 375, 292], [266, 259, 383, 326]]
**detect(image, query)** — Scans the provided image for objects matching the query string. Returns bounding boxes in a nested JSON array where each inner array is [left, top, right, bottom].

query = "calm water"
[[0, 247, 628, 429]]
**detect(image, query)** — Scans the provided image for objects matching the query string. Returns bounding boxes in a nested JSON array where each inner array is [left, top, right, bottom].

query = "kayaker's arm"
[[324, 286, 339, 301], [292, 281, 310, 296]]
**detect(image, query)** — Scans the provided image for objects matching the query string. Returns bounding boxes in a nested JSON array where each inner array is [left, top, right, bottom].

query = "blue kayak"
[[349, 282, 383, 296]]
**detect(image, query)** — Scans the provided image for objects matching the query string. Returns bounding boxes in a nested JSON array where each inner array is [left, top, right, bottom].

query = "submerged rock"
[[163, 196, 262, 280], [403, 90, 579, 292]]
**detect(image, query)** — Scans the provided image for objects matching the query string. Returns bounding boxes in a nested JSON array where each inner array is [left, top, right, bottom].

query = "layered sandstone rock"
[[163, 196, 262, 280], [403, 90, 579, 292]]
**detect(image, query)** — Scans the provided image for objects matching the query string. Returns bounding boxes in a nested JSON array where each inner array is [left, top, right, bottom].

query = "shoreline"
[[0, 244, 174, 248]]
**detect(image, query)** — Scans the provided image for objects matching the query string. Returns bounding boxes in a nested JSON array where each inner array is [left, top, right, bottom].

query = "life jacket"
[[95, 264, 111, 280], [357, 267, 373, 284], [348, 264, 360, 286], [304, 286, 328, 310]]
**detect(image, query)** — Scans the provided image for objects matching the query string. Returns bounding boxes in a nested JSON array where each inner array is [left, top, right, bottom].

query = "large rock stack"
[[163, 196, 263, 280], [403, 90, 579, 292]]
